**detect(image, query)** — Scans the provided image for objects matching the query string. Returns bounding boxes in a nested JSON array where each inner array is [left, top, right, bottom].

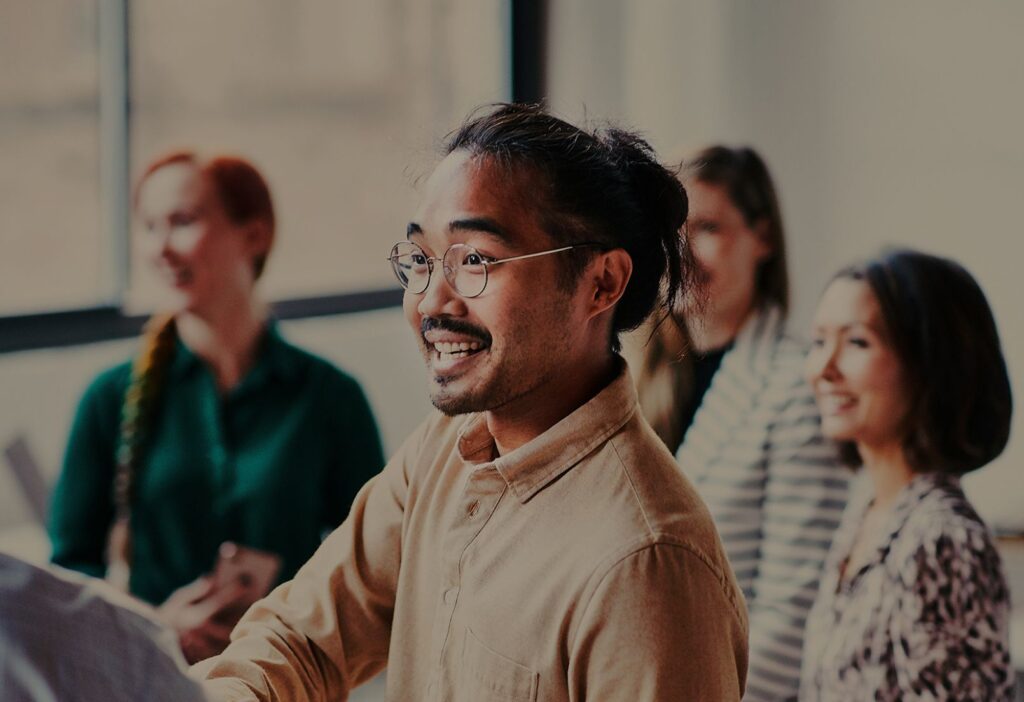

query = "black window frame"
[[0, 0, 546, 354]]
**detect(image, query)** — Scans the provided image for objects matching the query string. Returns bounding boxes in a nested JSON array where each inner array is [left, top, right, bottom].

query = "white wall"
[[548, 0, 1024, 527]]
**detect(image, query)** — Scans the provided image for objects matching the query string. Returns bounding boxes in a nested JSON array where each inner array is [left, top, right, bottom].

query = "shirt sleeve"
[[889, 523, 1013, 700], [568, 542, 749, 701], [324, 372, 386, 528], [744, 384, 849, 702], [49, 367, 127, 578], [192, 419, 425, 702]]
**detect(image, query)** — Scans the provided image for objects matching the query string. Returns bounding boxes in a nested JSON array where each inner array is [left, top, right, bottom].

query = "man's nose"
[[416, 264, 466, 319]]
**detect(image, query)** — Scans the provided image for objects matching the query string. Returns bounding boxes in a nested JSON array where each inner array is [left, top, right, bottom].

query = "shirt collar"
[[455, 358, 638, 504], [841, 471, 961, 582], [881, 471, 961, 536], [732, 303, 785, 375], [167, 320, 298, 385]]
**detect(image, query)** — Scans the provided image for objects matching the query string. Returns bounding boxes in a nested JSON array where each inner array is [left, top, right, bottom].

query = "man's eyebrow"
[[448, 217, 511, 243], [406, 218, 512, 243]]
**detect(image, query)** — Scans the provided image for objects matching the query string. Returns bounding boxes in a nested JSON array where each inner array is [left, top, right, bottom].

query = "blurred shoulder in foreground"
[[0, 551, 207, 702]]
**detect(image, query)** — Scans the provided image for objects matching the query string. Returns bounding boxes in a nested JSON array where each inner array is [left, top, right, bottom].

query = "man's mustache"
[[421, 317, 492, 345]]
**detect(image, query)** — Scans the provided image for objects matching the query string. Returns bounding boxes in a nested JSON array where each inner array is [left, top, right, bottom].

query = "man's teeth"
[[432, 340, 484, 360], [433, 341, 483, 354]]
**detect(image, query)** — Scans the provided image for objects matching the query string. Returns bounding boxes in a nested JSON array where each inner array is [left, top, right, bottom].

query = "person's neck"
[[175, 298, 268, 392], [859, 441, 915, 511], [688, 302, 755, 353], [485, 352, 619, 456]]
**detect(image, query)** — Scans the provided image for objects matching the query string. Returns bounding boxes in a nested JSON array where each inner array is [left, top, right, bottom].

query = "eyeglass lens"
[[389, 242, 489, 297]]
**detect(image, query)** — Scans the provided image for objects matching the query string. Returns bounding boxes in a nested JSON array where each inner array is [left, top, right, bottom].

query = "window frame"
[[1, 0, 544, 354]]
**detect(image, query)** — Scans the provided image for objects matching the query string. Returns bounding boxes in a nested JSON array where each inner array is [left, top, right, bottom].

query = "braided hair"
[[106, 314, 178, 590]]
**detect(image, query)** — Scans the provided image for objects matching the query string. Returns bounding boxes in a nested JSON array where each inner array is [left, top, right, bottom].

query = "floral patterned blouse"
[[800, 472, 1013, 701]]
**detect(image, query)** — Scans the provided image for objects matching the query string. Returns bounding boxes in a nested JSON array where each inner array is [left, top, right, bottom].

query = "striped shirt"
[[677, 306, 850, 701]]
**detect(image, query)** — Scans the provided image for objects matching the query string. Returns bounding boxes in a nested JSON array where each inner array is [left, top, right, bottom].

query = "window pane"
[[0, 1, 102, 315], [129, 0, 508, 307]]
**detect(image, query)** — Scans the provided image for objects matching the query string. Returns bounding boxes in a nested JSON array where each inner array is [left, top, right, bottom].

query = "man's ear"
[[587, 248, 633, 320]]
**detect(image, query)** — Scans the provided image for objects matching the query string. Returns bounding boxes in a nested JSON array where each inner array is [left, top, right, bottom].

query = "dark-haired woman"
[[49, 151, 384, 662], [627, 146, 849, 701], [800, 249, 1013, 701]]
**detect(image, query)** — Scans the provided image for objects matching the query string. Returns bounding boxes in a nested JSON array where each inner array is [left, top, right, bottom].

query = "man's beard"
[[420, 316, 493, 416]]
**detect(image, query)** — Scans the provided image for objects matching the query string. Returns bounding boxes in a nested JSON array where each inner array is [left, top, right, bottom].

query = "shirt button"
[[443, 587, 458, 604], [467, 501, 480, 517]]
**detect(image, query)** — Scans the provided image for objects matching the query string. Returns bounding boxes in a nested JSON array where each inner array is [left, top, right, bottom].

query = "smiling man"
[[195, 104, 748, 701]]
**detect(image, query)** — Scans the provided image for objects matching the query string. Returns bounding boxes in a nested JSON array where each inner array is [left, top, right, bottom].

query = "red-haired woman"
[[48, 151, 384, 662]]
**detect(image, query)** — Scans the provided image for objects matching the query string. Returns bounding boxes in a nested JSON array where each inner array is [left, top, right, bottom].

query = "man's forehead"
[[418, 151, 505, 209], [410, 151, 545, 246]]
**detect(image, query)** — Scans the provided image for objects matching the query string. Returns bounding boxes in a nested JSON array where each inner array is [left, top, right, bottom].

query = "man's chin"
[[430, 399, 468, 417], [429, 392, 478, 417], [428, 377, 486, 416]]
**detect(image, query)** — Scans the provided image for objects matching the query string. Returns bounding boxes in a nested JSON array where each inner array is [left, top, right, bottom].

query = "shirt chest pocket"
[[457, 628, 539, 702]]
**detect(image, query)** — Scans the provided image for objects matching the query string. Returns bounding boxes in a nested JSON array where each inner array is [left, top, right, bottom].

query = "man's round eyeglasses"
[[387, 241, 599, 298]]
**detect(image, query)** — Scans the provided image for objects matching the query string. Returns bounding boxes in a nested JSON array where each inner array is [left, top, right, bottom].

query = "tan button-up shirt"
[[195, 363, 748, 701]]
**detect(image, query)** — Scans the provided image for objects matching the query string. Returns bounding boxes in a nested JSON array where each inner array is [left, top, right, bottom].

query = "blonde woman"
[[630, 146, 849, 700]]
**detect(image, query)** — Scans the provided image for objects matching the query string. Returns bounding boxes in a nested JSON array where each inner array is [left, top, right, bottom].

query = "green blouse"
[[49, 324, 385, 605]]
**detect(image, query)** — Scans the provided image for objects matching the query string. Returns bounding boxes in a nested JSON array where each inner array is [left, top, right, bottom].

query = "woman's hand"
[[157, 575, 255, 663]]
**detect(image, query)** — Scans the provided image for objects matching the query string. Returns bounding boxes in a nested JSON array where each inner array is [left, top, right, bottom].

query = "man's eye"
[[464, 252, 485, 266], [411, 254, 428, 266]]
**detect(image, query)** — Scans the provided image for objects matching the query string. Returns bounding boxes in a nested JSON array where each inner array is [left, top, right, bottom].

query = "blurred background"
[[1, 0, 1022, 685]]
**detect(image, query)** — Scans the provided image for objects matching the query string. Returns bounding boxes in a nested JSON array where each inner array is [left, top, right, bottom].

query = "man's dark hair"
[[445, 103, 696, 351], [833, 249, 1012, 476]]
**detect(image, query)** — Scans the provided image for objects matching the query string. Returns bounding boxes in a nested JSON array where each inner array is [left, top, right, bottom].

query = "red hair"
[[135, 150, 276, 277]]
